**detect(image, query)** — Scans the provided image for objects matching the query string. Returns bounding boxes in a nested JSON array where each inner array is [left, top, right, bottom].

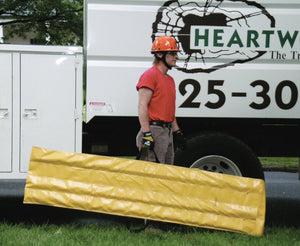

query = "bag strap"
[[136, 148, 160, 163], [128, 148, 160, 232]]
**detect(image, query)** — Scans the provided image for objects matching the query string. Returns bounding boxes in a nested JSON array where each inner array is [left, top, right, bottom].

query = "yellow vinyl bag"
[[24, 147, 266, 236]]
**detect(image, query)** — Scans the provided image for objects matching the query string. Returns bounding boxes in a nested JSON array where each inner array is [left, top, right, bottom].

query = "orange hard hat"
[[151, 36, 179, 53]]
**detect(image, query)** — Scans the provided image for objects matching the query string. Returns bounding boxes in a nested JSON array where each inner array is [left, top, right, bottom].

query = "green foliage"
[[0, 0, 83, 45]]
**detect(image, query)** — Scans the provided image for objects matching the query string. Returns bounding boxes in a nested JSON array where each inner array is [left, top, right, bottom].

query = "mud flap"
[[24, 147, 265, 236]]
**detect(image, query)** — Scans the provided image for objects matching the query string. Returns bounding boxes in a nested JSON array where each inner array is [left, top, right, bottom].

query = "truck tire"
[[174, 132, 264, 180]]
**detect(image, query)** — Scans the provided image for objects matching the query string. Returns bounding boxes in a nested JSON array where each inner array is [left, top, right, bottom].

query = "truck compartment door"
[[20, 53, 77, 172], [0, 53, 12, 172]]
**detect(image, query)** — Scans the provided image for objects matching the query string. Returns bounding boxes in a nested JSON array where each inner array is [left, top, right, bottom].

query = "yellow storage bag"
[[24, 147, 265, 236]]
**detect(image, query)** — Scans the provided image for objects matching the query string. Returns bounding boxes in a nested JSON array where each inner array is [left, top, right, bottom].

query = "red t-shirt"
[[136, 66, 176, 122]]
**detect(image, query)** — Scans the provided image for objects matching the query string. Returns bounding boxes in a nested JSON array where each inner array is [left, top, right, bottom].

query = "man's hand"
[[142, 132, 154, 150], [173, 129, 186, 151]]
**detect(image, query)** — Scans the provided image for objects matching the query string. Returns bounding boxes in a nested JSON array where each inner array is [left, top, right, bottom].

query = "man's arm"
[[172, 118, 180, 132], [138, 87, 153, 133]]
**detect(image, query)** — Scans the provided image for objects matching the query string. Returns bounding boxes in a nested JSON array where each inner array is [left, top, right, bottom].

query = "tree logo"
[[152, 0, 276, 73]]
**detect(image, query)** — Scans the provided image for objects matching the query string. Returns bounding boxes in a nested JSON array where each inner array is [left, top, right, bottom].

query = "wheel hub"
[[190, 155, 242, 176]]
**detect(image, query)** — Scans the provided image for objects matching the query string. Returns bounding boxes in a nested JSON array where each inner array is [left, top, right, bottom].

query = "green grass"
[[259, 157, 299, 168], [123, 156, 299, 169], [0, 223, 299, 246]]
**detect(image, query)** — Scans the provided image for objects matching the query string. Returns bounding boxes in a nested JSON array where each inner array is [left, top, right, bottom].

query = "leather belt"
[[150, 121, 172, 128]]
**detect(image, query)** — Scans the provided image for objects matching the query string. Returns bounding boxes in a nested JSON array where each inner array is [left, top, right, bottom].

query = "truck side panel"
[[86, 0, 300, 121], [84, 0, 300, 159]]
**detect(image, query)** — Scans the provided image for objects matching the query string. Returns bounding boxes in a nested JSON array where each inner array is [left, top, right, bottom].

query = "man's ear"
[[155, 52, 164, 59]]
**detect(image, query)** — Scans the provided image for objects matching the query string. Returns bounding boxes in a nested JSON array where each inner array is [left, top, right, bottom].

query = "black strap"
[[128, 148, 160, 232], [126, 219, 149, 233], [136, 148, 160, 163]]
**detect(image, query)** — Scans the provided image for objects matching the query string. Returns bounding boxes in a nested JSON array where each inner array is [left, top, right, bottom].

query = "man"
[[136, 35, 185, 164]]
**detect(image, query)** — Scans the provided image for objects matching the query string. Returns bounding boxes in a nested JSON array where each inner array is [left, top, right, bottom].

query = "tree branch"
[[0, 7, 83, 26]]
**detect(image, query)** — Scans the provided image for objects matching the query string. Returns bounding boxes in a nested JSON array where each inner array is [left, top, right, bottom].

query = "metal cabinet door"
[[20, 53, 77, 172], [0, 53, 12, 172]]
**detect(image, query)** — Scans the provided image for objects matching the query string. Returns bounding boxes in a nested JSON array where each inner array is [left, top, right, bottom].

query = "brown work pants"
[[136, 125, 174, 165]]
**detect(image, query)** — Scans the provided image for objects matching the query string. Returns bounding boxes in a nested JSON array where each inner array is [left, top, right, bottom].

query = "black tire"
[[174, 132, 264, 180]]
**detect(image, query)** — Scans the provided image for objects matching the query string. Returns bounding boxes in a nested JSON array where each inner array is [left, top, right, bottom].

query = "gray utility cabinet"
[[0, 45, 82, 179]]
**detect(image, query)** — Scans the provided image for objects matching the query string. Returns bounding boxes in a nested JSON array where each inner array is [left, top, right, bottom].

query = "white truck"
[[83, 0, 300, 180], [0, 0, 299, 194]]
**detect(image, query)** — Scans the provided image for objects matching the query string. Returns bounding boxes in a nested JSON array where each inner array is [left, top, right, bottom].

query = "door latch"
[[0, 108, 9, 119], [23, 109, 38, 120]]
